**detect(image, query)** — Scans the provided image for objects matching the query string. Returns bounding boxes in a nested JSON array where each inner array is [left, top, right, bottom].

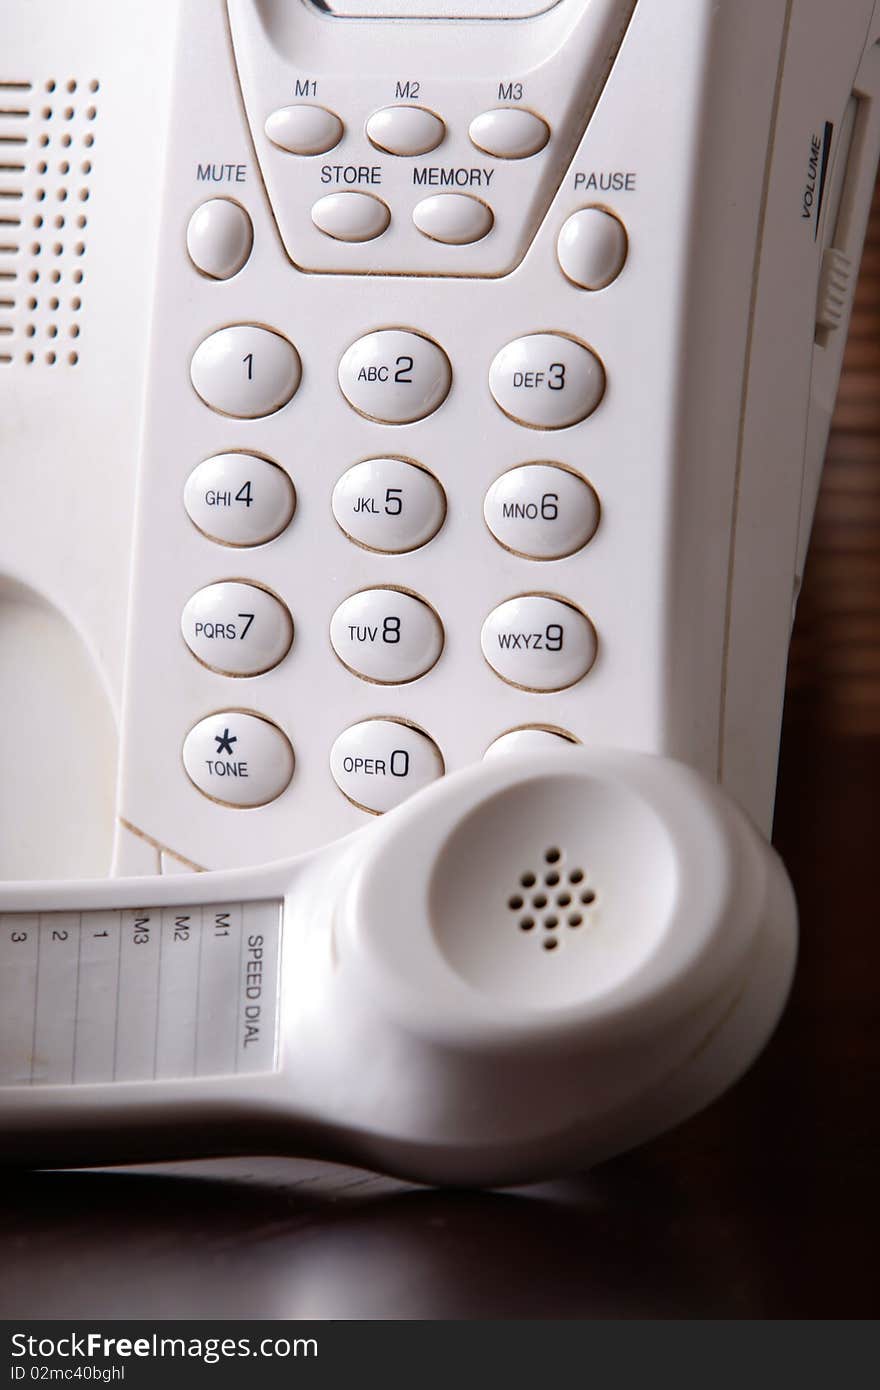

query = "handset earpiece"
[[0, 749, 796, 1186]]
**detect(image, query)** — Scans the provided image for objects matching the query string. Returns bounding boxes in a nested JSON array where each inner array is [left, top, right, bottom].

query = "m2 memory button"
[[488, 333, 604, 429], [332, 457, 445, 553], [330, 718, 444, 813], [481, 595, 597, 690], [190, 325, 301, 419], [184, 455, 295, 547], [366, 105, 445, 156], [484, 464, 599, 559], [183, 712, 294, 807], [181, 581, 293, 676]]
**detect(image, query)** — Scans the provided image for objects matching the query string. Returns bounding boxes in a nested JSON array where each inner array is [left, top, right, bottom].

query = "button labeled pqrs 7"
[[481, 595, 597, 690], [181, 582, 293, 676], [338, 330, 451, 423]]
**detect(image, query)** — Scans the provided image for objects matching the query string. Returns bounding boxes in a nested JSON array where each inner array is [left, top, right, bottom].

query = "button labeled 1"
[[183, 712, 294, 807], [332, 457, 445, 553], [489, 334, 604, 429], [181, 582, 293, 676], [184, 454, 295, 547], [481, 594, 597, 690], [338, 330, 451, 423], [484, 464, 599, 559], [190, 325, 301, 419], [330, 588, 443, 683], [330, 718, 443, 813]]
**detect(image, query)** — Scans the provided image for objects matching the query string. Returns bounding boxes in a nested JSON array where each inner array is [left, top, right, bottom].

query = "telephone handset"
[[0, 0, 877, 1184]]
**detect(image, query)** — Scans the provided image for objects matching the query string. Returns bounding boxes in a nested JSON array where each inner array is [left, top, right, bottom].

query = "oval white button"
[[311, 192, 390, 242], [484, 464, 599, 558], [481, 595, 596, 690], [331, 718, 443, 814], [186, 199, 253, 280], [413, 193, 493, 245], [183, 712, 294, 807], [181, 582, 293, 676], [184, 455, 295, 547], [557, 207, 628, 289], [265, 104, 343, 155], [338, 329, 451, 423], [190, 325, 301, 419], [332, 458, 445, 552], [366, 105, 445, 156], [484, 727, 577, 758], [469, 107, 550, 159], [489, 334, 604, 429], [330, 588, 443, 683]]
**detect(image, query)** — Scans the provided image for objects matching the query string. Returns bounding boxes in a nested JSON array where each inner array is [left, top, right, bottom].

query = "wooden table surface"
[[1, 196, 878, 1325]]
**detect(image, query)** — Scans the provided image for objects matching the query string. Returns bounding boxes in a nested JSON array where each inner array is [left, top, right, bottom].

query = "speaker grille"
[[506, 845, 598, 952], [0, 77, 99, 367]]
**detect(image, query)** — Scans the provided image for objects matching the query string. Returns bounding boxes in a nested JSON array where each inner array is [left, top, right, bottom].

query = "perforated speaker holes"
[[506, 846, 597, 951]]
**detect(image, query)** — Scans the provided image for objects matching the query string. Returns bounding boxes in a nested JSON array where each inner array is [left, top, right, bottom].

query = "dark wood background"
[[1, 194, 878, 1323]]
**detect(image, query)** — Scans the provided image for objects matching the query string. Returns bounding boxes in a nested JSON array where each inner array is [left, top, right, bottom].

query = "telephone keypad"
[[332, 458, 446, 554], [180, 581, 293, 678], [330, 588, 444, 685], [330, 718, 444, 814], [190, 325, 302, 419], [489, 334, 605, 429], [337, 329, 452, 423], [184, 455, 296, 548], [182, 712, 295, 808], [481, 595, 597, 691]]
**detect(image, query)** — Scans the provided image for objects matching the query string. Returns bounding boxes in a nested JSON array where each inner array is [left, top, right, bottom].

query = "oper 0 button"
[[484, 463, 599, 559], [332, 457, 446, 553], [183, 712, 294, 807], [488, 333, 604, 429], [330, 718, 444, 813], [481, 594, 597, 690], [338, 329, 451, 423], [181, 581, 293, 676], [184, 454, 296, 547]]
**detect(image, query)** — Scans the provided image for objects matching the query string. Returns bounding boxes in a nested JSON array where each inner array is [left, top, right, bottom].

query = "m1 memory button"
[[311, 192, 390, 242], [330, 718, 443, 814], [265, 104, 344, 155], [413, 193, 494, 245], [183, 712, 294, 807]]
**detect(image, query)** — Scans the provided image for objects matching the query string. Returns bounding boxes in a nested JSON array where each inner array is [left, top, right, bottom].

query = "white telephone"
[[0, 0, 877, 1185]]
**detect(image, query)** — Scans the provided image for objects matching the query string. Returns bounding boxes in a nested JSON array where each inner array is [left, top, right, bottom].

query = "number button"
[[330, 588, 443, 683], [184, 454, 296, 547], [481, 595, 597, 690], [183, 712, 294, 807], [332, 457, 446, 553], [488, 333, 604, 429], [330, 718, 444, 814], [338, 329, 451, 423], [484, 463, 599, 559], [190, 325, 302, 419], [181, 581, 293, 676]]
